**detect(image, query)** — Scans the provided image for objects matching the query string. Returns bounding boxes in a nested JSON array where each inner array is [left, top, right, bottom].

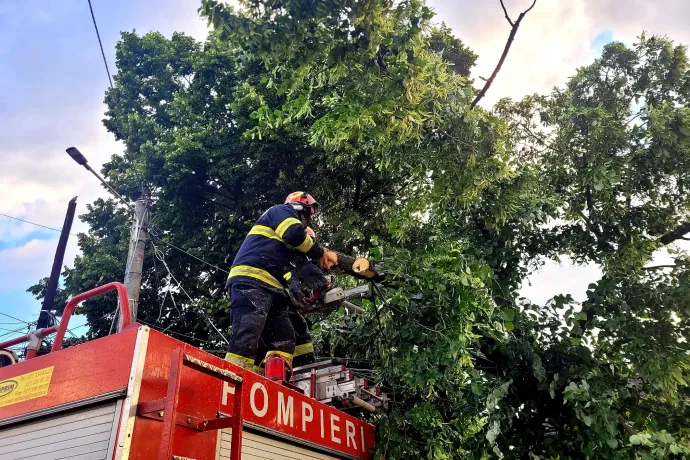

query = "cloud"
[[0, 237, 80, 325], [520, 258, 602, 305], [0, 238, 79, 292], [0, 0, 211, 322], [430, 0, 690, 106], [2, 0, 689, 318]]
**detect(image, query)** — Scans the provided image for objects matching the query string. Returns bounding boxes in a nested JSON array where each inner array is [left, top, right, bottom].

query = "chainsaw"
[[299, 285, 366, 315], [289, 253, 383, 315]]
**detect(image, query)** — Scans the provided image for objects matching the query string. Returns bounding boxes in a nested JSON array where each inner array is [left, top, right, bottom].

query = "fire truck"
[[0, 282, 379, 460]]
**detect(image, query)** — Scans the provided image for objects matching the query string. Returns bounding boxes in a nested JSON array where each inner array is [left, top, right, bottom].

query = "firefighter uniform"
[[254, 309, 315, 368], [254, 263, 317, 369], [226, 204, 324, 369]]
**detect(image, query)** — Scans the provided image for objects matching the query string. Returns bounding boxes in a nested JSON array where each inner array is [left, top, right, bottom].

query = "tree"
[[28, 0, 690, 456], [482, 35, 690, 457]]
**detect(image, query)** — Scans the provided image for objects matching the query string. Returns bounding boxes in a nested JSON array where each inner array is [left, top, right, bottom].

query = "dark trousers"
[[255, 309, 315, 368], [226, 283, 295, 368]]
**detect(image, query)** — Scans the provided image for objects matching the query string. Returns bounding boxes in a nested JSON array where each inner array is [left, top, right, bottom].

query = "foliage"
[[26, 1, 690, 457], [314, 241, 498, 459], [484, 34, 690, 458]]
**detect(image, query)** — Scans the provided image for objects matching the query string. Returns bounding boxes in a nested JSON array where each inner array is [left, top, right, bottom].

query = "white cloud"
[[0, 0, 210, 307], [2, 0, 689, 313], [430, 0, 690, 106], [0, 238, 79, 293], [520, 258, 602, 305]]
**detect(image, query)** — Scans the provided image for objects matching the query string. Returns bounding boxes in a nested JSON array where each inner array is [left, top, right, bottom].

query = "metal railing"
[[0, 282, 131, 360]]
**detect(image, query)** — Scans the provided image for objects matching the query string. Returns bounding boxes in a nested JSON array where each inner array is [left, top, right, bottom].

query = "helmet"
[[285, 192, 320, 220]]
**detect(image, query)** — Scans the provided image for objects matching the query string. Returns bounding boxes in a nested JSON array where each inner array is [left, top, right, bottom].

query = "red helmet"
[[285, 192, 320, 217]]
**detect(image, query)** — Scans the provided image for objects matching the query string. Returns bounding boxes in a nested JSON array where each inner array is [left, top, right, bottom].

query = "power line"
[[0, 312, 31, 324], [137, 318, 216, 345], [0, 214, 228, 276], [0, 213, 79, 237], [0, 324, 32, 341], [148, 227, 229, 274], [150, 240, 229, 344], [86, 0, 113, 89]]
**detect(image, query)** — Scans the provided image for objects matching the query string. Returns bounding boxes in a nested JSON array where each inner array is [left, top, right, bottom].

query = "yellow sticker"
[[0, 367, 54, 408]]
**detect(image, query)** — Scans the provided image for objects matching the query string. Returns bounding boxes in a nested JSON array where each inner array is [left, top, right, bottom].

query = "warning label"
[[0, 367, 53, 408]]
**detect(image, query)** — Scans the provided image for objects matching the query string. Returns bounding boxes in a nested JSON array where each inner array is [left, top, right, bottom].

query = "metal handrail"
[[51, 282, 131, 352]]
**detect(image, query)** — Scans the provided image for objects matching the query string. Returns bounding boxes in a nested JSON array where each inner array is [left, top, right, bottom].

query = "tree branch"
[[643, 261, 690, 271], [499, 0, 514, 26], [659, 221, 690, 245], [618, 415, 635, 435], [576, 210, 602, 239], [470, 0, 537, 109]]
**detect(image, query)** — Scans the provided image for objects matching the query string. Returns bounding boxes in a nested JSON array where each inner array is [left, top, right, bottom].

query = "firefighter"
[[225, 192, 337, 370], [254, 226, 323, 369]]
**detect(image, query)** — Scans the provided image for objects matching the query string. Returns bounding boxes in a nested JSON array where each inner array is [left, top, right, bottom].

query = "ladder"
[[137, 348, 245, 460]]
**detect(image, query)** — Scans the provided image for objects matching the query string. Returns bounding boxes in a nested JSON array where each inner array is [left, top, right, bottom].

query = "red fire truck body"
[[0, 321, 375, 459]]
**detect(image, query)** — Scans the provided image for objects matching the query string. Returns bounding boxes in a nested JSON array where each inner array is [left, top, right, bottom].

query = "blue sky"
[[0, 0, 208, 335], [1, 0, 689, 342]]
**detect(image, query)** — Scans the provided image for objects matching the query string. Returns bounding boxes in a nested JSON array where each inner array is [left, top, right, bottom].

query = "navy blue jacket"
[[227, 204, 324, 292]]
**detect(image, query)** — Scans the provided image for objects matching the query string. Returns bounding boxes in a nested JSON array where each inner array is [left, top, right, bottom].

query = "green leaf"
[[573, 311, 588, 321], [504, 322, 514, 331]]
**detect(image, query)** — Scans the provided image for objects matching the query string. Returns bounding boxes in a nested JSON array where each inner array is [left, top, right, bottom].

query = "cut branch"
[[470, 0, 537, 109], [659, 221, 690, 245]]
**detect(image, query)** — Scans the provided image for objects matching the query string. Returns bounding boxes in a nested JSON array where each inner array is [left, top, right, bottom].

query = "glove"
[[286, 271, 306, 309], [318, 249, 339, 270], [300, 263, 327, 292]]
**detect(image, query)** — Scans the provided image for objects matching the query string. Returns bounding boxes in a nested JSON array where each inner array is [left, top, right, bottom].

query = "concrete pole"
[[120, 198, 148, 331]]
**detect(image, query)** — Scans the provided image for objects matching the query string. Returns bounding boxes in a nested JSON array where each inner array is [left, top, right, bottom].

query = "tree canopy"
[[28, 1, 690, 458]]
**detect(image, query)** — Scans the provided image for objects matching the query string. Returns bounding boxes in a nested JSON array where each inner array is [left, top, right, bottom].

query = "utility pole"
[[36, 197, 78, 330], [66, 148, 150, 331], [120, 198, 149, 330], [27, 197, 78, 359]]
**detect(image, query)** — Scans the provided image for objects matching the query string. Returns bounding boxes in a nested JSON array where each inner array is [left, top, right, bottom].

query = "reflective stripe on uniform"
[[275, 217, 302, 238], [228, 265, 283, 290], [295, 234, 314, 253], [294, 342, 314, 357], [265, 350, 293, 368], [283, 271, 292, 281], [225, 352, 255, 369], [248, 225, 283, 242], [248, 225, 295, 249]]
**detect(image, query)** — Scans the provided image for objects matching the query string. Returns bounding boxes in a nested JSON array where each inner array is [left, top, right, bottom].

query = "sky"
[[1, 0, 689, 337]]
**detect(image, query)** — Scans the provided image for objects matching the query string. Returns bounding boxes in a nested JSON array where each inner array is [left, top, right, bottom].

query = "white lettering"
[[330, 413, 341, 444], [250, 382, 268, 417], [222, 381, 235, 406], [278, 392, 294, 427], [320, 409, 325, 438], [301, 402, 313, 432], [346, 420, 357, 449], [360, 426, 365, 452]]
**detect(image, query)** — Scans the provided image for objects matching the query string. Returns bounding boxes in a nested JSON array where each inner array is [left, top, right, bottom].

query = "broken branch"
[[470, 0, 537, 109]]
